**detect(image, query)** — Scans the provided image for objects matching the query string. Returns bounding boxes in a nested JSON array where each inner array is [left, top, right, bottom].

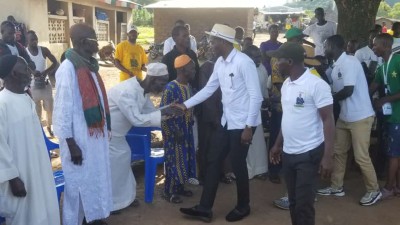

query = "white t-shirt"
[[303, 21, 337, 56], [163, 36, 197, 55], [355, 45, 383, 67], [331, 52, 375, 122], [281, 69, 333, 154]]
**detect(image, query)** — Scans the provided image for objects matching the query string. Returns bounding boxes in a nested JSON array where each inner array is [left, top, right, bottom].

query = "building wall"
[[0, 0, 49, 44], [0, 0, 131, 61], [153, 8, 254, 43]]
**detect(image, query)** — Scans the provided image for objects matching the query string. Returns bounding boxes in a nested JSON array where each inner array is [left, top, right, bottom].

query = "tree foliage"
[[377, 1, 391, 17], [388, 2, 400, 19], [286, 0, 334, 10], [385, 0, 398, 7], [131, 8, 154, 26]]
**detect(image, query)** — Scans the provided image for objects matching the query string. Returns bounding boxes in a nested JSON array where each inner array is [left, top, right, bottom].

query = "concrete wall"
[[153, 8, 254, 43], [0, 0, 49, 45], [0, 0, 131, 61]]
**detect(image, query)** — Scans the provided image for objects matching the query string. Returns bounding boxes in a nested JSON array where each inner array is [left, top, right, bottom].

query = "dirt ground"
[[104, 167, 400, 225], [45, 33, 400, 225]]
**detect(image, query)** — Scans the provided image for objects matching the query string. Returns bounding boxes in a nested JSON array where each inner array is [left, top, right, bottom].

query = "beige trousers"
[[331, 116, 379, 192]]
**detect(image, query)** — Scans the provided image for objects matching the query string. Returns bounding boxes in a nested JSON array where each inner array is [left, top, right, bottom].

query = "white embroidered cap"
[[146, 63, 168, 77]]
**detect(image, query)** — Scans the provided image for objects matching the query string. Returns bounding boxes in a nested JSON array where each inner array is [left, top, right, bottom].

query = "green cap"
[[266, 42, 305, 62], [284, 27, 305, 39]]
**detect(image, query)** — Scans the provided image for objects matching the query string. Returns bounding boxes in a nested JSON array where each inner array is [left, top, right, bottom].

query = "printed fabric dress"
[[161, 80, 197, 196]]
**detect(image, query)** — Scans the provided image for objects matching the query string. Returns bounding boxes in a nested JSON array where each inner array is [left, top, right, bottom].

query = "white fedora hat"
[[205, 24, 237, 44]]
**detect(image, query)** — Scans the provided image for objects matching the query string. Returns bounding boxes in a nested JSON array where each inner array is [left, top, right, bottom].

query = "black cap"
[[266, 42, 305, 63], [0, 55, 18, 79]]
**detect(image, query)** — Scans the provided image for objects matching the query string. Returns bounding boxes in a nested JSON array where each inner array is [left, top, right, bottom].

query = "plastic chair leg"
[[56, 185, 64, 203], [144, 161, 158, 203]]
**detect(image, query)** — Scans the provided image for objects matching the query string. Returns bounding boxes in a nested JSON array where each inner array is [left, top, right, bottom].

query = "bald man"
[[0, 55, 60, 225], [53, 23, 112, 225]]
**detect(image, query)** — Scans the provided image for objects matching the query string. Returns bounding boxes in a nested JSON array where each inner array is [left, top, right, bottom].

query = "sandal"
[[178, 189, 193, 197], [221, 175, 233, 184], [164, 194, 182, 204], [254, 173, 268, 181], [50, 150, 59, 158]]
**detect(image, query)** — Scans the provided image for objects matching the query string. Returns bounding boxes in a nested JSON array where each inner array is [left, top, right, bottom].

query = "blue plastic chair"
[[0, 216, 4, 224], [126, 127, 164, 203], [42, 128, 64, 203]]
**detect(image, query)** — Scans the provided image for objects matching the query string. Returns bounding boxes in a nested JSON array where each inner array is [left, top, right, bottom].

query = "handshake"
[[160, 103, 188, 120]]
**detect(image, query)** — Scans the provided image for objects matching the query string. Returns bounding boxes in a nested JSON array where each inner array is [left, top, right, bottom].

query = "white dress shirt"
[[163, 36, 197, 55], [184, 48, 263, 130]]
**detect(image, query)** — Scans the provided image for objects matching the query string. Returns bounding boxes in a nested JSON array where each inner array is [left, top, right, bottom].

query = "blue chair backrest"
[[42, 128, 59, 152], [126, 127, 161, 161]]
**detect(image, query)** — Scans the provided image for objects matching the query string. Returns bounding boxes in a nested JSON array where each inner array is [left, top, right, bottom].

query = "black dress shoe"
[[180, 205, 213, 223], [225, 206, 250, 222]]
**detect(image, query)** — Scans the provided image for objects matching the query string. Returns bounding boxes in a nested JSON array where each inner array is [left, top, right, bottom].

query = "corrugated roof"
[[259, 5, 304, 15], [145, 0, 255, 9]]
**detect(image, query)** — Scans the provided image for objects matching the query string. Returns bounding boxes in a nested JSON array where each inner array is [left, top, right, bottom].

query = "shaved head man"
[[53, 23, 112, 225]]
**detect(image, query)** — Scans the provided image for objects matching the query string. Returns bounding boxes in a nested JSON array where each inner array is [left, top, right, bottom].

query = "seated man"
[[107, 63, 171, 213]]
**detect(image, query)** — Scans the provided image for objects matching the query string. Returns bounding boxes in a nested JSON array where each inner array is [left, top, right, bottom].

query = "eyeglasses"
[[85, 38, 98, 42]]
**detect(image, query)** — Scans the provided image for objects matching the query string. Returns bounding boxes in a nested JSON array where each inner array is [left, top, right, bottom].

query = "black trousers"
[[198, 122, 218, 182], [199, 124, 253, 210], [283, 143, 324, 225]]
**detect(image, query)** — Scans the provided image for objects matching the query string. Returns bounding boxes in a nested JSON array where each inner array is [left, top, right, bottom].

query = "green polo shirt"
[[374, 54, 400, 123]]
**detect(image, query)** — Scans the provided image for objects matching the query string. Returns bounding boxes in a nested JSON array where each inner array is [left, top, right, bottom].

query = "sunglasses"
[[84, 38, 98, 42]]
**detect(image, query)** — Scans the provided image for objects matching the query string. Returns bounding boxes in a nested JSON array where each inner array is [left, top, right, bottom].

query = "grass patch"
[[137, 26, 154, 45]]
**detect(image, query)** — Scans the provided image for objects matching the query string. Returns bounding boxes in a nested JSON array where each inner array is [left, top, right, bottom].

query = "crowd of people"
[[0, 5, 400, 225]]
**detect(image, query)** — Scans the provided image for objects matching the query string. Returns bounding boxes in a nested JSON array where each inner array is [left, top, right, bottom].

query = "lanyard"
[[382, 54, 393, 94]]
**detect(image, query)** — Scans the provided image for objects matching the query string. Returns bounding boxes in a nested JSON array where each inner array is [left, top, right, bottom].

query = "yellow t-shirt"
[[115, 40, 148, 81], [234, 43, 242, 51]]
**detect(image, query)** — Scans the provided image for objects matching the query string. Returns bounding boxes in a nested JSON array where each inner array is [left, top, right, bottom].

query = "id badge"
[[382, 102, 393, 115]]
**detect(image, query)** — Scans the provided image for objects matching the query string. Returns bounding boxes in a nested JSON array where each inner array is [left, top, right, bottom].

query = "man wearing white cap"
[[177, 24, 263, 222], [114, 24, 148, 82], [107, 63, 171, 213]]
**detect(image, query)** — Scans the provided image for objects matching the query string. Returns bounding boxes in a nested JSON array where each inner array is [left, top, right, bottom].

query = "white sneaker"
[[317, 186, 345, 196], [188, 178, 200, 185], [359, 191, 382, 206]]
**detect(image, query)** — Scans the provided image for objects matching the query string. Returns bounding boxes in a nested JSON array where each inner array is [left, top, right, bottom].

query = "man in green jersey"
[[370, 33, 400, 199]]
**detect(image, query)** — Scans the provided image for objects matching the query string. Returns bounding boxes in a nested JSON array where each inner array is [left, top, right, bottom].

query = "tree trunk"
[[335, 0, 380, 45]]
